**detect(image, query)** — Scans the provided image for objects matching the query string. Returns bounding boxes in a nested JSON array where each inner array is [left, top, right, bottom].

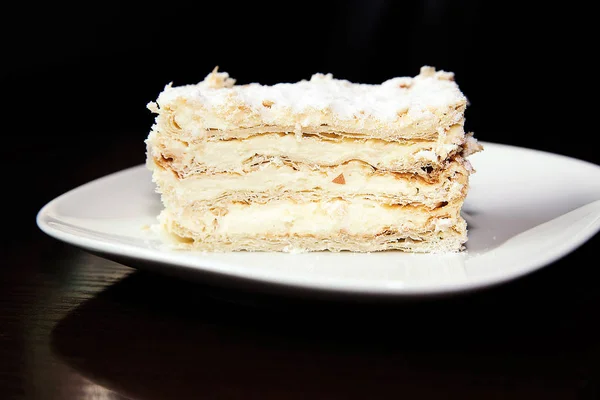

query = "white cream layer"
[[160, 198, 461, 238], [149, 125, 464, 173], [152, 160, 468, 207]]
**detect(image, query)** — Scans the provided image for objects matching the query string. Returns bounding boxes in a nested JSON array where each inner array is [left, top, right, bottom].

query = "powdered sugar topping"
[[155, 66, 466, 122]]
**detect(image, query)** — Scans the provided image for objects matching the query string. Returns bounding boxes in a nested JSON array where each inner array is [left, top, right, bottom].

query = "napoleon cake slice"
[[145, 66, 482, 252]]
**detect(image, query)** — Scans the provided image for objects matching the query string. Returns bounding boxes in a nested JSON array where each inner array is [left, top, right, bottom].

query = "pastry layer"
[[158, 198, 467, 253], [151, 158, 470, 209], [147, 124, 467, 176], [147, 66, 467, 141]]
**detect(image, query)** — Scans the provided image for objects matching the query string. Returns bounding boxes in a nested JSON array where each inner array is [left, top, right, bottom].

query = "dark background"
[[2, 3, 600, 399], [4, 1, 589, 154], [1, 2, 594, 241]]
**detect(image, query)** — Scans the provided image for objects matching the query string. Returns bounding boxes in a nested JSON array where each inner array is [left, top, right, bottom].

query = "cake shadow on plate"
[[462, 197, 600, 255]]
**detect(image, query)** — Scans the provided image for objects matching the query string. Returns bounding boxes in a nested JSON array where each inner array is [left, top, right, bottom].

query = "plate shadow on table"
[[50, 269, 600, 400]]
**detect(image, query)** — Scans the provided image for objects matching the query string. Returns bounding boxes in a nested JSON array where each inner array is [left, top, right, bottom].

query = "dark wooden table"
[[2, 134, 599, 400]]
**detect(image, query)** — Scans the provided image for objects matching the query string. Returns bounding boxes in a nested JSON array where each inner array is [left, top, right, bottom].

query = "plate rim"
[[35, 141, 600, 297]]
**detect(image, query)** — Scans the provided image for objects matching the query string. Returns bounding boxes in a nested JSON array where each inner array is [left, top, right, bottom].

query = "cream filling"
[[152, 160, 468, 207], [148, 124, 464, 173], [160, 198, 462, 238]]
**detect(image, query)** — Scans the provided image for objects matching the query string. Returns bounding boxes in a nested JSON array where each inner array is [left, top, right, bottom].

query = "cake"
[[145, 66, 482, 253]]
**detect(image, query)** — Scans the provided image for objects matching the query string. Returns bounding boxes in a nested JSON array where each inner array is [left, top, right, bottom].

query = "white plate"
[[36, 141, 600, 298]]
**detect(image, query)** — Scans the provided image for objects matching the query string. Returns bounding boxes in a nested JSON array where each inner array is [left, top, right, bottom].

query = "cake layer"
[[157, 198, 467, 253], [147, 124, 468, 176], [147, 66, 467, 141], [151, 157, 471, 209]]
